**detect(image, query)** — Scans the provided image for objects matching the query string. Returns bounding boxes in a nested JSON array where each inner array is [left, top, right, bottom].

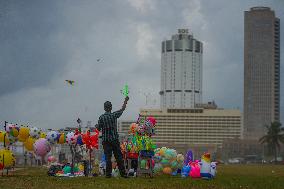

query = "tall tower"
[[160, 29, 203, 108], [244, 7, 280, 139]]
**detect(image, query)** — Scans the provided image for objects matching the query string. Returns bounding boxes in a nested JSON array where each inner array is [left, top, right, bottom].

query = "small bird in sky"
[[96, 58, 101, 62], [65, 80, 75, 86]]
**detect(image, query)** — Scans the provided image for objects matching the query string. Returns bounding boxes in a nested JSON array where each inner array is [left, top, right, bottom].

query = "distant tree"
[[259, 122, 284, 164]]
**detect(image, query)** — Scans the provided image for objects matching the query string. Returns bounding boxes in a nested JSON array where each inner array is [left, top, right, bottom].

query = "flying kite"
[[96, 59, 101, 62], [65, 80, 75, 86]]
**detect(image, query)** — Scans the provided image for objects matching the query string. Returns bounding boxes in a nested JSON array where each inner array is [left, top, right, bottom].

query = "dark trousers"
[[103, 140, 126, 176]]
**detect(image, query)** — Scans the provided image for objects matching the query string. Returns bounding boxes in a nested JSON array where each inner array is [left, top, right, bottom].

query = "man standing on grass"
[[96, 96, 129, 178]]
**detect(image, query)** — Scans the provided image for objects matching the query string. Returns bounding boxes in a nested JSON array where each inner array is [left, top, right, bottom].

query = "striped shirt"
[[96, 110, 123, 142]]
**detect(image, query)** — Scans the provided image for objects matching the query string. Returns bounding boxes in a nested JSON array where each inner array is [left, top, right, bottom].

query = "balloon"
[[129, 123, 138, 134], [5, 123, 16, 133], [40, 132, 47, 138], [0, 149, 15, 169], [159, 147, 167, 156], [171, 160, 179, 169], [177, 154, 185, 163], [162, 167, 172, 175], [172, 170, 178, 176], [0, 131, 9, 143], [147, 117, 156, 126], [210, 162, 217, 178], [66, 132, 77, 145], [46, 131, 59, 144], [184, 150, 193, 165], [189, 161, 201, 178], [29, 127, 41, 139], [63, 165, 71, 174], [24, 137, 35, 151], [160, 158, 170, 167], [164, 149, 177, 160], [82, 129, 99, 149], [200, 153, 212, 179], [78, 164, 84, 171], [181, 165, 191, 177], [34, 138, 51, 157], [76, 134, 83, 145], [58, 133, 66, 144], [9, 127, 19, 137], [18, 127, 30, 142], [47, 156, 56, 163], [140, 159, 147, 169]]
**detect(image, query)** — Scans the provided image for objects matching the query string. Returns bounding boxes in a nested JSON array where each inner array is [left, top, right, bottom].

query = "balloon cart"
[[124, 151, 138, 176], [137, 150, 154, 178]]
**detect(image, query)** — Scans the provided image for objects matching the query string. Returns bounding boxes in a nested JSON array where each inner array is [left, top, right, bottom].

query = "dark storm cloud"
[[0, 0, 70, 96], [0, 0, 283, 128]]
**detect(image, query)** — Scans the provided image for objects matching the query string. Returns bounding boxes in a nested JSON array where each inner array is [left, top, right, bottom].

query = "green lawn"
[[1, 165, 284, 189]]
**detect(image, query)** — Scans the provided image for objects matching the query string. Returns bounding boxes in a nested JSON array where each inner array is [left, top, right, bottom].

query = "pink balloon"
[[34, 138, 51, 157], [48, 155, 56, 162]]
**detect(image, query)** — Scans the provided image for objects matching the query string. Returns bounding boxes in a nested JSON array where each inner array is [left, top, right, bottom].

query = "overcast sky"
[[0, 0, 283, 129]]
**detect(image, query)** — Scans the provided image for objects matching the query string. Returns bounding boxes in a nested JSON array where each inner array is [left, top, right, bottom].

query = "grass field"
[[1, 165, 284, 189]]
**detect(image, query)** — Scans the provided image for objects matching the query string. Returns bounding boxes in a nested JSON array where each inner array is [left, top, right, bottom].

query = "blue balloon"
[[76, 135, 83, 145], [172, 170, 178, 176], [181, 165, 191, 177]]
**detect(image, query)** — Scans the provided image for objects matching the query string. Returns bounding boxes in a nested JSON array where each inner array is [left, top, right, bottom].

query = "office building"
[[244, 7, 280, 139], [160, 29, 203, 109]]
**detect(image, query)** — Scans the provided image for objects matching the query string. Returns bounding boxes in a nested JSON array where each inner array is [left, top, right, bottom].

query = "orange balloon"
[[162, 167, 172, 175]]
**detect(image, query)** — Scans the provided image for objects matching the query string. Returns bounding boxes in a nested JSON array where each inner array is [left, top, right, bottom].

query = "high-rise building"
[[244, 7, 280, 139], [160, 29, 203, 109]]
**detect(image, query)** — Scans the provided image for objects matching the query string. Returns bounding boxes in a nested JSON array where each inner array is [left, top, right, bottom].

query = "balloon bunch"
[[135, 116, 157, 136], [123, 134, 156, 153], [82, 129, 99, 150], [0, 121, 100, 170], [153, 147, 184, 175], [121, 115, 157, 157]]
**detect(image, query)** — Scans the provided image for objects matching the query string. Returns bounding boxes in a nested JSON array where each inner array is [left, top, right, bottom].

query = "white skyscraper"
[[160, 29, 203, 108]]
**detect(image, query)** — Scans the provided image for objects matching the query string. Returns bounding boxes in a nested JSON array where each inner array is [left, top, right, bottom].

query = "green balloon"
[[63, 166, 71, 174], [140, 159, 147, 169]]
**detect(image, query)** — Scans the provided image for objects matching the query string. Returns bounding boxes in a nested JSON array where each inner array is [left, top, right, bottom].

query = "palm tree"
[[259, 122, 284, 164]]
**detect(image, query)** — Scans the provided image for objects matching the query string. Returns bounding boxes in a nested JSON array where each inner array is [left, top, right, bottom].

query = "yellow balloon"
[[78, 164, 84, 171], [40, 132, 46, 138], [58, 133, 65, 144], [0, 131, 10, 144], [18, 127, 30, 142], [0, 149, 15, 169], [24, 137, 35, 151]]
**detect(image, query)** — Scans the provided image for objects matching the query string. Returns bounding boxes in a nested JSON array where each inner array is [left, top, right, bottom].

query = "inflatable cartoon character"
[[189, 160, 201, 178], [210, 162, 217, 178], [200, 153, 212, 179]]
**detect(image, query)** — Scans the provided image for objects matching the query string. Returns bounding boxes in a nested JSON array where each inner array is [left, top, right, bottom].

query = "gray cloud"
[[0, 0, 283, 128]]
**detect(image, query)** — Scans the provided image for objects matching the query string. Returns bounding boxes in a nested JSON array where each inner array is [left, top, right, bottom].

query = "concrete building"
[[160, 29, 203, 109], [244, 7, 280, 140], [118, 105, 242, 157]]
